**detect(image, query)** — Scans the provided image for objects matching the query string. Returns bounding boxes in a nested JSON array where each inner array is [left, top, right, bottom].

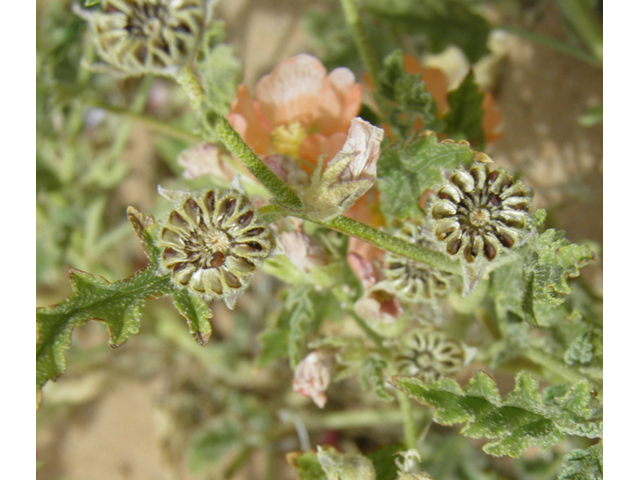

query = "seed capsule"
[[157, 186, 276, 309], [76, 0, 208, 77], [427, 162, 533, 264]]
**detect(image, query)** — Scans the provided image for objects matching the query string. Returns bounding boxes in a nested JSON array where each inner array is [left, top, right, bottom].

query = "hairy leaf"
[[36, 268, 174, 404], [558, 443, 603, 480], [172, 288, 213, 346], [317, 446, 376, 480], [377, 50, 442, 137], [198, 24, 242, 117], [188, 419, 243, 472], [287, 284, 316, 368], [287, 451, 328, 480], [444, 71, 486, 147], [359, 355, 394, 402], [377, 132, 481, 221], [390, 372, 601, 457], [365, 0, 491, 62], [522, 230, 598, 325]]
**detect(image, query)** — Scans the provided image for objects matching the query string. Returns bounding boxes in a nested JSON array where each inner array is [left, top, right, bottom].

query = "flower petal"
[[256, 54, 326, 130]]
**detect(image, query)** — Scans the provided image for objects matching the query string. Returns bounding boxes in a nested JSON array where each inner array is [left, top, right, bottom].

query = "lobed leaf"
[[287, 284, 316, 368], [377, 132, 481, 221], [172, 288, 213, 346], [390, 371, 601, 458], [36, 267, 174, 405], [365, 0, 491, 63], [443, 71, 486, 147], [558, 443, 603, 480], [359, 355, 394, 402]]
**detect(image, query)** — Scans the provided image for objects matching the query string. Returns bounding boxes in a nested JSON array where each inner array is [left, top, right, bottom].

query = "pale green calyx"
[[302, 117, 384, 221]]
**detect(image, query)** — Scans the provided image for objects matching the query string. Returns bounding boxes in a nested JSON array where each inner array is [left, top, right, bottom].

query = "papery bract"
[[302, 118, 384, 221]]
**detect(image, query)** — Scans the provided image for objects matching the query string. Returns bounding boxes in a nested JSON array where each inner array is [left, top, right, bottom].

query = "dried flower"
[[382, 222, 450, 304], [394, 330, 471, 383], [228, 54, 363, 164], [350, 252, 404, 327], [292, 351, 335, 408], [178, 142, 235, 181], [157, 181, 276, 309], [75, 0, 210, 77], [280, 230, 332, 273], [302, 117, 384, 221]]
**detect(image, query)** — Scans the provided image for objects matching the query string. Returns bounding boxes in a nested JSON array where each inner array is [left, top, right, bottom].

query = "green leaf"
[[188, 419, 243, 472], [172, 288, 213, 346], [443, 71, 486, 147], [377, 132, 481, 221], [558, 443, 603, 480], [317, 446, 376, 480], [390, 371, 601, 458], [36, 268, 174, 404], [287, 284, 316, 368], [365, 0, 492, 63], [83, 0, 100, 6], [522, 230, 598, 324], [359, 355, 394, 402], [198, 27, 242, 117], [365, 444, 405, 480], [564, 330, 594, 365], [377, 50, 442, 137], [288, 451, 328, 480]]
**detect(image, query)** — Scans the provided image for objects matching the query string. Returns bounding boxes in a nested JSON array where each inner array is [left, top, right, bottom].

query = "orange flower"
[[228, 54, 363, 169]]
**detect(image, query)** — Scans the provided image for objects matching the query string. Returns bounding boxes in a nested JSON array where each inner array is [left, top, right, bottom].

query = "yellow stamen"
[[271, 121, 308, 158]]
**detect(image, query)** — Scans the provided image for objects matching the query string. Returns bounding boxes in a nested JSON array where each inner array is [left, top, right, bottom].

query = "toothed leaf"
[[558, 443, 603, 480], [377, 132, 482, 221], [172, 288, 213, 346], [36, 268, 174, 405], [391, 372, 601, 458]]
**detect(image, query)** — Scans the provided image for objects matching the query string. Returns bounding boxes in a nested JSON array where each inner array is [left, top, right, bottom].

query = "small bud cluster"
[[157, 184, 276, 309], [382, 222, 450, 304], [393, 329, 469, 383]]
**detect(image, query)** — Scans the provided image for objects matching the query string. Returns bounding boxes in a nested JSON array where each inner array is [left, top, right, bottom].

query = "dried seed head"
[[394, 330, 468, 383], [77, 0, 208, 77], [157, 185, 276, 309], [381, 222, 450, 304], [427, 162, 533, 264]]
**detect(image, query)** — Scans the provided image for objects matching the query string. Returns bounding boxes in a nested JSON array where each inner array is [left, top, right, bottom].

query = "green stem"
[[397, 391, 417, 449], [339, 0, 380, 85], [522, 347, 597, 387], [320, 215, 461, 275], [209, 113, 303, 210], [557, 0, 603, 61], [86, 100, 202, 143], [502, 26, 601, 67], [258, 204, 289, 224], [350, 310, 388, 353]]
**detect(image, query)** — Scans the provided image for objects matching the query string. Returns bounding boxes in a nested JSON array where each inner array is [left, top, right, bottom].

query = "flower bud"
[[302, 118, 383, 221], [292, 351, 335, 408]]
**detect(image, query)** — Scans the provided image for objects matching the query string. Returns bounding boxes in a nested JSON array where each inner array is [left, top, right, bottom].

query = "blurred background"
[[36, 0, 602, 478]]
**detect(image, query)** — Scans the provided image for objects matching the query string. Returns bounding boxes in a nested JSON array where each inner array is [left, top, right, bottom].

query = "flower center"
[[142, 18, 163, 37], [204, 229, 232, 255], [469, 207, 491, 227], [271, 121, 308, 158]]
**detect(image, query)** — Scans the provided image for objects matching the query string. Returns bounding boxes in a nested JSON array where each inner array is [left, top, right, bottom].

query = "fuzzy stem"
[[320, 215, 461, 275], [210, 113, 304, 210], [339, 0, 379, 86], [557, 0, 603, 61], [522, 347, 598, 387], [176, 63, 205, 109], [350, 309, 388, 353], [397, 391, 417, 449]]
